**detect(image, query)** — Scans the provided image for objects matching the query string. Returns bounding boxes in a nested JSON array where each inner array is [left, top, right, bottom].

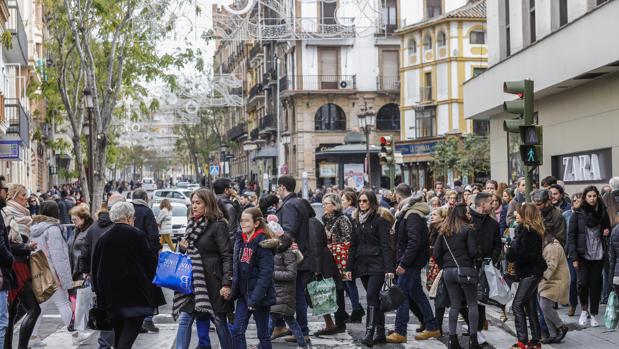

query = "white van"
[[143, 178, 157, 191]]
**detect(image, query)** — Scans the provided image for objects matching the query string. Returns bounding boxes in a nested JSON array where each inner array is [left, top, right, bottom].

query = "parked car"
[[187, 184, 200, 191], [143, 177, 157, 191], [152, 202, 188, 240], [151, 189, 193, 207], [176, 181, 189, 189]]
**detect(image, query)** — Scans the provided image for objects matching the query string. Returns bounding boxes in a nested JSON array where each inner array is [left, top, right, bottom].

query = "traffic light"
[[520, 145, 542, 166], [503, 80, 534, 121], [519, 125, 543, 145], [379, 136, 394, 165]]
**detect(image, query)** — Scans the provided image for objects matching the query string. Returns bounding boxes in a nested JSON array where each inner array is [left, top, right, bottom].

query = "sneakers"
[[386, 332, 407, 343], [578, 310, 589, 326], [142, 319, 160, 333], [271, 326, 291, 340], [71, 332, 89, 346], [477, 331, 487, 345], [414, 329, 441, 340], [590, 314, 599, 327]]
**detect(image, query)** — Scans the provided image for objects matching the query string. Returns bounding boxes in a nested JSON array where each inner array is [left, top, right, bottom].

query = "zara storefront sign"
[[551, 148, 612, 184]]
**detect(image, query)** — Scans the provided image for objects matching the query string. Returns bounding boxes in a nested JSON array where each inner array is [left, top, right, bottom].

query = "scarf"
[[172, 216, 214, 318], [1, 200, 32, 243], [581, 202, 606, 228], [358, 210, 371, 224]]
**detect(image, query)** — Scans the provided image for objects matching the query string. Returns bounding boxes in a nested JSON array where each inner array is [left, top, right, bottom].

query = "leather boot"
[[449, 335, 463, 349], [373, 309, 386, 344], [361, 306, 376, 347], [469, 334, 482, 349]]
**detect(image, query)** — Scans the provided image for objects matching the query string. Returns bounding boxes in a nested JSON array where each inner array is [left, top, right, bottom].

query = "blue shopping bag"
[[153, 251, 193, 294]]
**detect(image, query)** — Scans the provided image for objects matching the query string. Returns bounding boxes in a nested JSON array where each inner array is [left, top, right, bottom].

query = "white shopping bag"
[[484, 262, 511, 305], [505, 282, 519, 314], [75, 286, 94, 331]]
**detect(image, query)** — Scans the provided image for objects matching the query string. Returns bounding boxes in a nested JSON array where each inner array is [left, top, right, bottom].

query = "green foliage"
[[430, 135, 490, 181], [1, 31, 12, 49]]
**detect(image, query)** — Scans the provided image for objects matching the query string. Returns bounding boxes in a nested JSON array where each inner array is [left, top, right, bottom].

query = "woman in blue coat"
[[231, 207, 277, 349]]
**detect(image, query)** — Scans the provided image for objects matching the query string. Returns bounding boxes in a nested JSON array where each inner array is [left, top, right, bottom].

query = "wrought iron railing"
[[281, 75, 356, 91], [5, 98, 29, 145], [227, 123, 247, 140], [377, 76, 400, 91]]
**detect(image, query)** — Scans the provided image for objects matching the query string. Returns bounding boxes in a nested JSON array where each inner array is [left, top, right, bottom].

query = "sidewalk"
[[485, 304, 619, 349]]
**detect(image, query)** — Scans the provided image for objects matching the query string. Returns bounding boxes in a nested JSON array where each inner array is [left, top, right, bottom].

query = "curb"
[[485, 305, 559, 349]]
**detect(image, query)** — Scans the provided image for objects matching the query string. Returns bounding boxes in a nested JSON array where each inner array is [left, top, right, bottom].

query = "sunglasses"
[[359, 199, 369, 203]]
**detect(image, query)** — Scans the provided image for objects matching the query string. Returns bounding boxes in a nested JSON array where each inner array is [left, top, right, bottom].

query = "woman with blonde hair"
[[157, 199, 175, 250], [506, 203, 548, 349]]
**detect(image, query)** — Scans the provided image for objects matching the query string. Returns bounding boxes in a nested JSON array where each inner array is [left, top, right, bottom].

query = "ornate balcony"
[[227, 123, 247, 141], [5, 98, 29, 145], [280, 75, 356, 93], [377, 76, 400, 92], [6, 1, 27, 65]]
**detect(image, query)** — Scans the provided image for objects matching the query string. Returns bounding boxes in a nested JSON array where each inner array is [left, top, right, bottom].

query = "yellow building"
[[396, 0, 487, 189]]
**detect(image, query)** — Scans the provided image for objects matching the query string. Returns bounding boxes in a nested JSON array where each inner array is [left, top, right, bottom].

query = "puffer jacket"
[[156, 208, 173, 235], [30, 215, 73, 290], [261, 234, 297, 316]]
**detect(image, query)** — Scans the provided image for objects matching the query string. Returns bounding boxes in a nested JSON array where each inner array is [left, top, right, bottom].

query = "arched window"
[[423, 34, 433, 50], [315, 103, 346, 130], [376, 103, 400, 131], [407, 39, 417, 55], [470, 30, 486, 44], [437, 31, 446, 47]]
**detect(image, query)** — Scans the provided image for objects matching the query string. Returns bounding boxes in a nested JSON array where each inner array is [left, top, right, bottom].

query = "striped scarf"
[[172, 216, 214, 318]]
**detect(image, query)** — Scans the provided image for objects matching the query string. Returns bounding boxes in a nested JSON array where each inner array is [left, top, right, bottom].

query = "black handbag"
[[88, 296, 112, 331], [442, 235, 478, 285], [379, 277, 405, 312]]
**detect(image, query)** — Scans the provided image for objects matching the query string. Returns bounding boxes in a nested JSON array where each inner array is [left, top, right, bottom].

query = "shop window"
[[376, 103, 400, 131], [315, 103, 346, 130], [437, 32, 446, 47], [415, 107, 436, 138], [470, 30, 486, 44]]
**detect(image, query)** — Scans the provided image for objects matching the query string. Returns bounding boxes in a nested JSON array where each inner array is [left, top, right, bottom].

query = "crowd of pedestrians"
[[0, 173, 619, 349]]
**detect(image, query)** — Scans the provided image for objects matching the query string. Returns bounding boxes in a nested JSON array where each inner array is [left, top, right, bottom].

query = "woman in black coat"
[[346, 190, 393, 347], [567, 185, 610, 327], [92, 202, 165, 349], [174, 189, 233, 349], [506, 203, 547, 349]]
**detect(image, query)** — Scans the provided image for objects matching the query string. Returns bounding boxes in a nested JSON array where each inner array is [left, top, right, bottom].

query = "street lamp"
[[358, 104, 376, 189], [83, 88, 95, 210], [221, 144, 228, 177]]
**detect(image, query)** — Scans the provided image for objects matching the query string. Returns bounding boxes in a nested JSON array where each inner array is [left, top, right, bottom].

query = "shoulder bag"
[[442, 235, 478, 285]]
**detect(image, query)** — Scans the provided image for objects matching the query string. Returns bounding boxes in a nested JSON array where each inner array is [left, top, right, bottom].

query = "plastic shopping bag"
[[306, 276, 338, 316], [505, 282, 519, 314], [604, 290, 619, 329], [485, 262, 511, 305], [152, 251, 193, 294], [74, 282, 94, 331]]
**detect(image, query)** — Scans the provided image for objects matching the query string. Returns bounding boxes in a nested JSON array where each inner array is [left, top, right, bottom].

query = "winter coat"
[[506, 193, 526, 227], [469, 208, 502, 265], [68, 218, 93, 281], [348, 211, 393, 277], [538, 238, 570, 304], [540, 205, 566, 246], [231, 229, 276, 308], [322, 213, 352, 243], [506, 225, 547, 279], [193, 219, 234, 314], [132, 200, 162, 254], [30, 216, 73, 291], [92, 223, 165, 313], [307, 216, 338, 278], [78, 212, 114, 274], [567, 205, 611, 262], [276, 193, 312, 271], [218, 195, 240, 237], [156, 208, 173, 235], [0, 213, 14, 291], [261, 234, 297, 316], [394, 200, 431, 270], [433, 227, 478, 269], [602, 190, 619, 229], [609, 226, 619, 281]]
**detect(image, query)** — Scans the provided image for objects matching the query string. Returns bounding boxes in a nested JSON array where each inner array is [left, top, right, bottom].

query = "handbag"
[[379, 276, 405, 312], [442, 235, 478, 285], [152, 251, 193, 295], [29, 250, 58, 303]]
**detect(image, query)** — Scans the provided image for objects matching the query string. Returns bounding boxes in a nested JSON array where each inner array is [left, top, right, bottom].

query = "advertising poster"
[[344, 164, 365, 191]]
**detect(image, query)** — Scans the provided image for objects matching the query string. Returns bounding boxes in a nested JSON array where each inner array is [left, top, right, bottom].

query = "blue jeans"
[[344, 280, 363, 311], [395, 267, 438, 335], [270, 314, 307, 347], [196, 317, 211, 347], [231, 298, 271, 349], [176, 312, 230, 349], [274, 270, 309, 335], [0, 291, 7, 347]]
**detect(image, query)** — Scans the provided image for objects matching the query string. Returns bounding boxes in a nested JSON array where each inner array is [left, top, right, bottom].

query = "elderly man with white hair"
[[91, 202, 165, 349]]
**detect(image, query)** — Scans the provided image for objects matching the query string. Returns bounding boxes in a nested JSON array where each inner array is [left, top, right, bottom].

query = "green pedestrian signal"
[[520, 145, 542, 166]]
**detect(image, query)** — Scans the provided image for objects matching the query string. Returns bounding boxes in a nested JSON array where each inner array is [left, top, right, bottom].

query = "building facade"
[[396, 0, 488, 190], [464, 0, 617, 193], [215, 0, 402, 191], [0, 0, 49, 192]]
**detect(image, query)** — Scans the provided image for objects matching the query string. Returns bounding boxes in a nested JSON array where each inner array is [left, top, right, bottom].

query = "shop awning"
[[252, 146, 277, 160], [315, 144, 379, 158]]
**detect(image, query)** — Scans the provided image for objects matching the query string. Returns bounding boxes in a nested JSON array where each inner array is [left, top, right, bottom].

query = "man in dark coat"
[[131, 189, 161, 333], [214, 178, 241, 239], [0, 176, 14, 346], [532, 189, 566, 246], [273, 175, 312, 340], [388, 184, 441, 343], [469, 192, 503, 345]]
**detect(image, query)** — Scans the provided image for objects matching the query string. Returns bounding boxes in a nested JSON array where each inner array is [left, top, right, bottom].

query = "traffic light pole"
[[523, 80, 535, 203]]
